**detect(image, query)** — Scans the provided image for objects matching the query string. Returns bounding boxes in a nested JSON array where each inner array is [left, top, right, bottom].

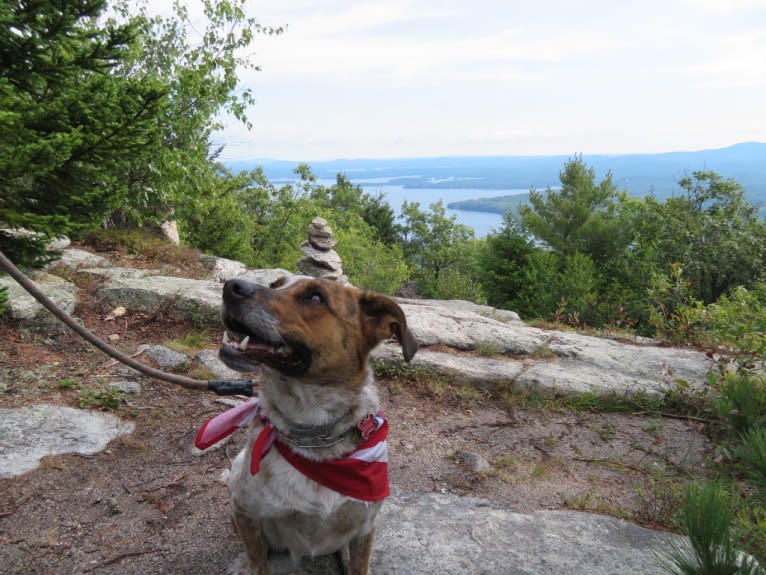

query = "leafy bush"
[[398, 200, 479, 299], [0, 231, 60, 270], [179, 186, 258, 267], [698, 284, 766, 356], [552, 252, 600, 326], [512, 249, 561, 318], [647, 263, 704, 342], [334, 226, 408, 295]]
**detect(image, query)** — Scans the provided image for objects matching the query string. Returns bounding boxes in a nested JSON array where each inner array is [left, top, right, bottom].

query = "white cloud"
[[681, 0, 766, 13], [256, 14, 615, 83], [199, 0, 766, 159], [659, 30, 766, 87]]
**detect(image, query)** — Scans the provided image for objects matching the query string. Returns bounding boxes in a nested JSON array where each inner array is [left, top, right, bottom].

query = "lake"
[[274, 177, 528, 237], [327, 180, 527, 238]]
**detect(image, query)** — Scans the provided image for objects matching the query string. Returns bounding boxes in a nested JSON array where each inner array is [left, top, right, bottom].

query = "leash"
[[0, 249, 254, 396]]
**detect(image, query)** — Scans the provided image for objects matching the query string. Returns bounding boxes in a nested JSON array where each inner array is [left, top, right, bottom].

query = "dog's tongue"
[[194, 399, 260, 450]]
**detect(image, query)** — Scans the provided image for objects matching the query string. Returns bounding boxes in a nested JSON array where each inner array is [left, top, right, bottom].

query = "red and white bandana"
[[194, 401, 390, 502]]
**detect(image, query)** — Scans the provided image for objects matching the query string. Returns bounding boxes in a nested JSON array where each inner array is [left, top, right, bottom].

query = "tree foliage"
[[0, 0, 165, 263], [481, 214, 539, 312], [181, 165, 409, 294], [520, 155, 627, 266], [635, 171, 766, 304], [0, 0, 281, 267], [106, 0, 281, 227], [399, 200, 483, 300], [484, 159, 766, 332]]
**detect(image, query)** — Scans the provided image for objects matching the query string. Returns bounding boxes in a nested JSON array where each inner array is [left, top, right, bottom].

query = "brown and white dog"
[[212, 275, 418, 575]]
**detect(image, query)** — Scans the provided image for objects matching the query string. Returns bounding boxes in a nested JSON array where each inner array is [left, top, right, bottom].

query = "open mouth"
[[219, 330, 309, 375]]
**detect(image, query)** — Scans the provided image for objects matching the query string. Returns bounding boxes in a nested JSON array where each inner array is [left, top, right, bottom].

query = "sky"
[[179, 0, 766, 162]]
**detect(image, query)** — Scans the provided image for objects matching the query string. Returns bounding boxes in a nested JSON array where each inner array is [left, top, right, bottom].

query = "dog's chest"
[[228, 431, 351, 518]]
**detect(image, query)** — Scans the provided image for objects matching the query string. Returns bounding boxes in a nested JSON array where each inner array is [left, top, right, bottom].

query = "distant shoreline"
[[240, 142, 765, 206], [233, 142, 765, 226]]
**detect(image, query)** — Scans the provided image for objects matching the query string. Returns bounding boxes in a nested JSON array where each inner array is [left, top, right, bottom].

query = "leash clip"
[[207, 379, 255, 396]]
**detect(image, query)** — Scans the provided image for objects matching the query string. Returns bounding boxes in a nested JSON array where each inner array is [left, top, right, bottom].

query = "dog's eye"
[[302, 291, 325, 306]]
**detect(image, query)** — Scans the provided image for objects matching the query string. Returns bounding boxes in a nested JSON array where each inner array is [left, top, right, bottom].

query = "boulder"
[[397, 297, 522, 324], [95, 274, 223, 324], [200, 255, 247, 282], [141, 344, 191, 372], [0, 405, 134, 478], [53, 247, 113, 269], [233, 490, 689, 575], [237, 268, 294, 287], [3, 254, 713, 398], [194, 348, 244, 380], [0, 273, 79, 326], [372, 491, 687, 575], [380, 300, 713, 396]]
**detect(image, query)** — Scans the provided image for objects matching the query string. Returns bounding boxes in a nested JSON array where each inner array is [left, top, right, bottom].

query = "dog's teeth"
[[238, 336, 250, 351], [222, 331, 230, 344]]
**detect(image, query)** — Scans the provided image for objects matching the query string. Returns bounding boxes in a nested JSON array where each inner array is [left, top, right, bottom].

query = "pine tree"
[[0, 0, 165, 265]]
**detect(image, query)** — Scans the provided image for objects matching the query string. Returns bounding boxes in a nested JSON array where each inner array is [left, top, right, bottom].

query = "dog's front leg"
[[343, 528, 376, 575], [231, 511, 271, 575]]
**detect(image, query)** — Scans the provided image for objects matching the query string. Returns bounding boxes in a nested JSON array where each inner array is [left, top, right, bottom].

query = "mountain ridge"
[[225, 142, 766, 212]]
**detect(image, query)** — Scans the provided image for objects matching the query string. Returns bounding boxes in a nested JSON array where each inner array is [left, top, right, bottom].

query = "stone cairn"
[[297, 217, 350, 284]]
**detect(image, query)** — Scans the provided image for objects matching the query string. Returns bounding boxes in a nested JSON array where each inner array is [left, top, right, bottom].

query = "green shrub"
[[79, 389, 125, 412], [658, 482, 763, 575], [334, 226, 409, 295], [0, 231, 60, 270], [0, 285, 7, 316], [718, 374, 766, 438], [179, 191, 258, 267], [735, 429, 766, 498], [699, 284, 766, 356], [647, 263, 704, 343]]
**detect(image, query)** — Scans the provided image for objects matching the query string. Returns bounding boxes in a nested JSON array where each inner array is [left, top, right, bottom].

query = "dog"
[[206, 275, 418, 575]]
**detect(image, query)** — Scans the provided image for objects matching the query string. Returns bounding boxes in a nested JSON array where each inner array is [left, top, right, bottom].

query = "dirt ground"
[[0, 266, 716, 574]]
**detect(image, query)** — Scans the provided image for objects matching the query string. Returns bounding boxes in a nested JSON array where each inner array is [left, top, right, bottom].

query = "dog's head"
[[219, 276, 418, 385]]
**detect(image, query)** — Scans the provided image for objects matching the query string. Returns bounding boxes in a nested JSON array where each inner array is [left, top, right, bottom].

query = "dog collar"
[[251, 413, 390, 502], [276, 408, 354, 449], [194, 400, 380, 451]]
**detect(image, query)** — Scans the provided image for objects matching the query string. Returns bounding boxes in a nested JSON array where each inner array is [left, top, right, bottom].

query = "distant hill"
[[227, 142, 766, 214]]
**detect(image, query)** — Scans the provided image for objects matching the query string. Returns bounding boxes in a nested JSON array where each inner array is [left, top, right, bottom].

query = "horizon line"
[[220, 141, 765, 165]]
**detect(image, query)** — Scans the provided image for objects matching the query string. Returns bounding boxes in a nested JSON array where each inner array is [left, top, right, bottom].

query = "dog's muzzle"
[[219, 279, 310, 375]]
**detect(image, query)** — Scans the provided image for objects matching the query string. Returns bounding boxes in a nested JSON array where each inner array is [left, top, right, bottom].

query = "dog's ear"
[[359, 292, 419, 362]]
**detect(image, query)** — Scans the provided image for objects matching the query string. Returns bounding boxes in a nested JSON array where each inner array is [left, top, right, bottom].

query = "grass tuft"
[[79, 388, 125, 412], [657, 482, 764, 575], [735, 429, 766, 498]]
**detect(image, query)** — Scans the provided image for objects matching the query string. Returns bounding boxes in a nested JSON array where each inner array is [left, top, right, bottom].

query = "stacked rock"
[[297, 217, 350, 284]]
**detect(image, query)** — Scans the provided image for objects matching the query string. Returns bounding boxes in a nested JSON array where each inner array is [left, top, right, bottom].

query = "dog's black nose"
[[223, 279, 257, 302]]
